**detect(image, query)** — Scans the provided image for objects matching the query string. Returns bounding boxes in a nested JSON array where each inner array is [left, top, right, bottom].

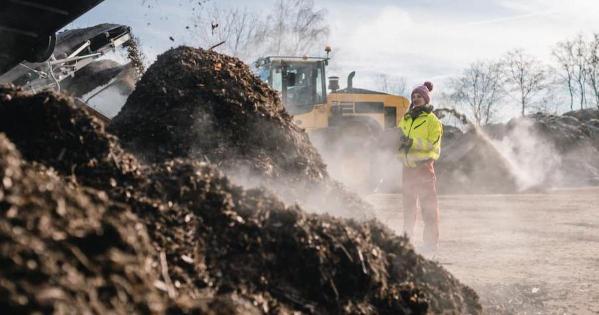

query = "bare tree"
[[530, 67, 564, 114], [191, 0, 329, 62], [553, 40, 577, 110], [572, 34, 589, 109], [449, 61, 505, 126], [504, 49, 547, 116], [193, 6, 262, 61], [376, 74, 407, 96], [586, 33, 599, 109], [553, 34, 589, 110], [263, 0, 330, 56]]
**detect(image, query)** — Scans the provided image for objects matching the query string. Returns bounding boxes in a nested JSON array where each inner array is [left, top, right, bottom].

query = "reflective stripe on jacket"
[[397, 109, 443, 168]]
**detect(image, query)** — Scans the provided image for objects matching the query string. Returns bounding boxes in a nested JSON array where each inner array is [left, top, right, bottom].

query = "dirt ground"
[[366, 187, 599, 314]]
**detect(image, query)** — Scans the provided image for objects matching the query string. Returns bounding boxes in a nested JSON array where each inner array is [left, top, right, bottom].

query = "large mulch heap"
[[0, 134, 167, 314], [436, 127, 519, 194], [108, 47, 325, 181], [108, 46, 370, 218], [434, 106, 599, 193], [431, 109, 520, 194], [435, 106, 599, 193], [507, 111, 599, 154], [494, 111, 599, 187], [0, 83, 481, 313]]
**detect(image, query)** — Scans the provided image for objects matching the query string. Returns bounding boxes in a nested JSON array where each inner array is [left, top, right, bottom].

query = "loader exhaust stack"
[[347, 71, 356, 89]]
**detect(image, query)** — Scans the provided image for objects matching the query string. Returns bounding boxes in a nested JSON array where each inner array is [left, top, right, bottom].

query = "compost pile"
[[0, 134, 167, 313], [109, 47, 325, 181], [0, 70, 481, 314], [434, 106, 599, 193], [433, 109, 520, 194], [436, 127, 520, 194], [109, 47, 370, 218], [499, 110, 599, 187]]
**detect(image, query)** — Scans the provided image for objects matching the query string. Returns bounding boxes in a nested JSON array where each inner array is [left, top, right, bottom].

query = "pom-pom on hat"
[[411, 81, 433, 104]]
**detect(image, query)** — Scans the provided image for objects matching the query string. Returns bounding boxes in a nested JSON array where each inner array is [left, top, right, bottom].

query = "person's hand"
[[398, 137, 413, 152]]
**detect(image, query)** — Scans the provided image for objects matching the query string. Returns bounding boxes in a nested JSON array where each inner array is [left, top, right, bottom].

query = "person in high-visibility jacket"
[[397, 81, 443, 252]]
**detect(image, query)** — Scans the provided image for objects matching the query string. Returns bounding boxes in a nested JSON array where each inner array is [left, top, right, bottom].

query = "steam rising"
[[490, 119, 563, 190]]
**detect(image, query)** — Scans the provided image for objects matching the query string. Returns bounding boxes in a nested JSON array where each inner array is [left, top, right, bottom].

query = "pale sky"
[[70, 0, 599, 114]]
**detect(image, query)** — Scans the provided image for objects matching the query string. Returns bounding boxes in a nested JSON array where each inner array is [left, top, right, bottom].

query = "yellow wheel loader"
[[256, 52, 410, 192]]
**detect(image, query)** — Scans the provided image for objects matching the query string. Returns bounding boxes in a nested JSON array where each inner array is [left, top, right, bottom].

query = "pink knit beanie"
[[411, 81, 433, 104]]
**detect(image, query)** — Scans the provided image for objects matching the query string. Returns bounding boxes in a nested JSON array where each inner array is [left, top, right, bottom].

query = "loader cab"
[[257, 57, 328, 115]]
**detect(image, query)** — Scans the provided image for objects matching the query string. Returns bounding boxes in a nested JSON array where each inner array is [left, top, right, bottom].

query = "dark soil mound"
[[433, 108, 520, 194], [143, 159, 481, 314], [508, 112, 599, 152], [563, 108, 599, 123], [0, 85, 143, 195], [109, 46, 326, 181], [0, 134, 170, 314], [108, 46, 373, 218], [436, 127, 519, 194], [0, 86, 481, 314], [501, 112, 599, 187], [437, 107, 599, 193]]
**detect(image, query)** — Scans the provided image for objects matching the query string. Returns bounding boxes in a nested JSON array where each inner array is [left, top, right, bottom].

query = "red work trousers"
[[402, 160, 439, 249]]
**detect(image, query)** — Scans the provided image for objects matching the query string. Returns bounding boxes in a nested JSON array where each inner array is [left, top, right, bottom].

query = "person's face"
[[412, 93, 426, 107]]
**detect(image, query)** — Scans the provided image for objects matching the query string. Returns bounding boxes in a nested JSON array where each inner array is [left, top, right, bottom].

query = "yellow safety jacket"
[[397, 107, 443, 168]]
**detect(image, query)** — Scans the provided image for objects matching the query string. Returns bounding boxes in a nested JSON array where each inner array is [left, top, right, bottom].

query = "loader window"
[[384, 107, 397, 128], [264, 61, 326, 115], [355, 102, 384, 113], [284, 64, 315, 108], [272, 67, 283, 92], [315, 64, 325, 105]]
